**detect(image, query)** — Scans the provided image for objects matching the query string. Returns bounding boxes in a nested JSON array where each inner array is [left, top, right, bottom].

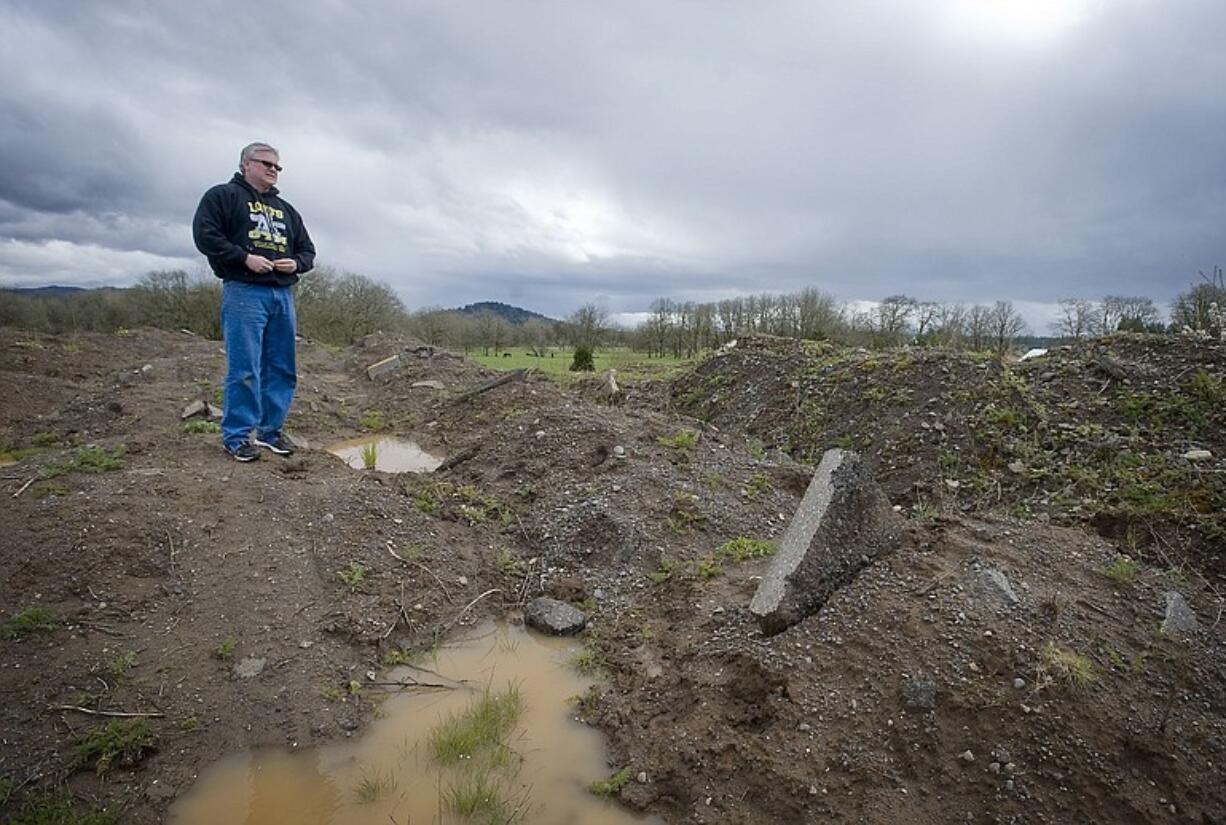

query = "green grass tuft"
[[657, 429, 700, 450], [1103, 556, 1141, 585], [6, 791, 117, 825], [2, 606, 58, 640], [74, 719, 157, 775], [429, 685, 524, 765], [182, 420, 220, 434], [716, 537, 776, 562], [588, 765, 635, 798]]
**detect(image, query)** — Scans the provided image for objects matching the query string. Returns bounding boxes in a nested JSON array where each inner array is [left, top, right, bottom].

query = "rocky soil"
[[0, 327, 1223, 824]]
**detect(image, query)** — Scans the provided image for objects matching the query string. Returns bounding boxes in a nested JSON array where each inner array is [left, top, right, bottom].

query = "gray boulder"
[[525, 597, 587, 636]]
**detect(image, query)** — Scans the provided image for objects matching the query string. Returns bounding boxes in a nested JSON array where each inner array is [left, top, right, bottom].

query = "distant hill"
[[453, 301, 556, 326], [2, 285, 127, 298]]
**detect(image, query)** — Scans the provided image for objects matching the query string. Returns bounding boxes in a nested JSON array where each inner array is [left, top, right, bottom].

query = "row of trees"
[[2, 266, 1222, 353], [631, 292, 1029, 356]]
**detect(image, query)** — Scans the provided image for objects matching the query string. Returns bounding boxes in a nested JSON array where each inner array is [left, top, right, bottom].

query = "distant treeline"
[[1, 267, 1221, 355]]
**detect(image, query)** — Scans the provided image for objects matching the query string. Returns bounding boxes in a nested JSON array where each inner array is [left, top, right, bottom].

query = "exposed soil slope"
[[0, 328, 1222, 824]]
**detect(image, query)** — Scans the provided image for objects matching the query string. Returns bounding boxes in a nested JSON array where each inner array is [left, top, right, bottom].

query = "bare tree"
[[567, 303, 609, 351], [1171, 267, 1226, 337], [988, 301, 1028, 354], [1051, 298, 1097, 339]]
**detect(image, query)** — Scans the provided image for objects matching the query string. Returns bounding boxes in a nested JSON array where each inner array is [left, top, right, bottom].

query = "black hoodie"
[[192, 173, 316, 286]]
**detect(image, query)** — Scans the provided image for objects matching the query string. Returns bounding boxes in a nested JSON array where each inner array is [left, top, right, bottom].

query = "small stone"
[[337, 717, 359, 732], [458, 576, 468, 586], [798, 722, 812, 732], [613, 445, 626, 458], [233, 656, 266, 679], [535, 430, 546, 439], [637, 772, 648, 784], [958, 750, 975, 764], [901, 677, 938, 711], [1006, 780, 1015, 791], [1182, 449, 1212, 462], [945, 479, 961, 490], [989, 762, 1001, 774], [299, 640, 314, 649], [322, 513, 335, 523], [1013, 678, 1026, 690], [1007, 460, 1025, 474], [809, 785, 818, 795]]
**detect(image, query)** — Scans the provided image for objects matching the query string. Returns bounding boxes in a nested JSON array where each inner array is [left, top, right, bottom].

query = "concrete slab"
[[749, 449, 900, 635], [365, 354, 401, 381]]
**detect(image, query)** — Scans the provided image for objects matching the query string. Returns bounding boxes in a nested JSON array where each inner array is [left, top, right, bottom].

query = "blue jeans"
[[220, 281, 297, 450]]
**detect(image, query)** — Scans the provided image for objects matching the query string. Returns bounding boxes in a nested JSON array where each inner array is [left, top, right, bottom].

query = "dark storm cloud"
[[0, 0, 1222, 324]]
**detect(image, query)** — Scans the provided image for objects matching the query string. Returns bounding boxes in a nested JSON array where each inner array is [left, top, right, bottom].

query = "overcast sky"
[[1, 0, 1221, 330]]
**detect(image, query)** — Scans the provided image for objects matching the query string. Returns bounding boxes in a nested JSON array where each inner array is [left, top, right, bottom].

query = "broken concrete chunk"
[[524, 597, 586, 636], [365, 354, 401, 381], [181, 400, 207, 420], [1162, 591, 1198, 636], [749, 449, 901, 635]]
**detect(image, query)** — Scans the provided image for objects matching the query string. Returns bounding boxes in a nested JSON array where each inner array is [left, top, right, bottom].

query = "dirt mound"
[[671, 333, 1226, 578], [1, 326, 1223, 824]]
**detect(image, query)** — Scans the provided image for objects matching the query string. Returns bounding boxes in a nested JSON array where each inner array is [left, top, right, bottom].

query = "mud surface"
[[1, 327, 1223, 823]]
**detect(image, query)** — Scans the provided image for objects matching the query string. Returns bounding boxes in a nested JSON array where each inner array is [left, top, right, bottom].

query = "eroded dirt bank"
[[1, 327, 1223, 824]]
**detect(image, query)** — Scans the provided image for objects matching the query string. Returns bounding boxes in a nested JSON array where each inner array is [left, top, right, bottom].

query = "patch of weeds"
[[588, 765, 634, 798], [320, 685, 343, 702], [830, 433, 871, 450], [178, 716, 199, 732], [337, 561, 369, 589], [700, 471, 723, 489], [442, 770, 527, 824], [694, 556, 724, 580], [429, 684, 524, 765], [657, 429, 700, 450], [716, 537, 776, 562], [74, 719, 157, 774], [2, 606, 58, 640], [746, 438, 767, 460], [107, 651, 137, 677], [647, 557, 676, 584], [381, 648, 413, 667], [744, 473, 772, 499], [31, 431, 63, 447], [1103, 556, 1141, 585], [1187, 368, 1224, 405], [42, 445, 125, 479], [13, 339, 45, 350], [909, 499, 941, 522], [33, 482, 70, 498], [348, 679, 363, 696], [571, 643, 604, 676], [0, 774, 10, 805], [182, 420, 220, 434], [1040, 643, 1095, 691], [359, 409, 387, 431], [666, 493, 707, 534], [360, 442, 378, 469], [494, 548, 519, 575], [353, 767, 398, 804], [7, 791, 117, 825], [397, 542, 424, 562], [414, 481, 511, 525], [213, 637, 237, 660]]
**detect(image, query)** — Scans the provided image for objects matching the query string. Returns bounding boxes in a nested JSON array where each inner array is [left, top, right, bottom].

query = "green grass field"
[[467, 347, 692, 381]]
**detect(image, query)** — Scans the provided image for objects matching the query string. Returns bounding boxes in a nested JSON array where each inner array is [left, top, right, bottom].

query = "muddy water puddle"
[[326, 437, 443, 473], [170, 623, 659, 825]]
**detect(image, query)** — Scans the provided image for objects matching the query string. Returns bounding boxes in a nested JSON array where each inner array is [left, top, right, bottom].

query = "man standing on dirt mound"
[[192, 142, 316, 462]]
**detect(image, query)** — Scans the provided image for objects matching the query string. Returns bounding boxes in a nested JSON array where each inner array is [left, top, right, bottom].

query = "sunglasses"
[[250, 158, 283, 172]]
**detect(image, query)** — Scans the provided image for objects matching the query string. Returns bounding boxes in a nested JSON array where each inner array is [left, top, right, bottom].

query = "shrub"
[[569, 346, 595, 372]]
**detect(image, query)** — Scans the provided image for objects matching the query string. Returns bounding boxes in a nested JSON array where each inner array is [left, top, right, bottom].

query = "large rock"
[[1162, 591, 1198, 636], [524, 597, 587, 636], [750, 449, 900, 635], [366, 354, 401, 380]]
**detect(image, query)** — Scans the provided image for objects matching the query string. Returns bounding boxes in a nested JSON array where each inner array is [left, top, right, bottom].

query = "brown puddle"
[[326, 437, 444, 473], [169, 623, 661, 825]]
